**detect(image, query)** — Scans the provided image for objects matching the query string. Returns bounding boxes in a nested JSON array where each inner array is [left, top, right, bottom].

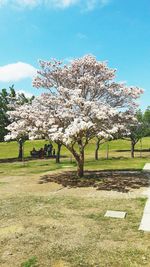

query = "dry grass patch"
[[0, 195, 150, 267]]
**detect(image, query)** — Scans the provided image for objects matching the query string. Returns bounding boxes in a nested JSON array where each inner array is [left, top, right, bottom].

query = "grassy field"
[[0, 138, 150, 266], [0, 137, 150, 160], [0, 137, 150, 176]]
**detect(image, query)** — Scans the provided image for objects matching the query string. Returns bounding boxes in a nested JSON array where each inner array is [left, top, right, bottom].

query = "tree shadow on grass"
[[39, 170, 150, 193], [0, 157, 39, 163], [0, 156, 67, 163], [116, 149, 150, 152]]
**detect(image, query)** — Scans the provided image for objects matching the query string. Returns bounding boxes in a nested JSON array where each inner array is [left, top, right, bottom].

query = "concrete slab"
[[139, 213, 150, 231], [139, 199, 150, 231], [104, 210, 127, 219], [142, 200, 150, 213], [143, 163, 150, 171], [139, 164, 150, 231]]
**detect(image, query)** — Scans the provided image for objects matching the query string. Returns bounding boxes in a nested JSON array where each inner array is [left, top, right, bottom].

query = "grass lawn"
[[0, 138, 150, 266], [0, 193, 150, 267], [0, 157, 149, 178], [0, 137, 149, 177], [0, 137, 150, 160]]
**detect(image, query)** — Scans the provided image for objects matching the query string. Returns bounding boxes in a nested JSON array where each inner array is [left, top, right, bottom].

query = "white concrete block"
[[104, 210, 127, 219], [139, 163, 150, 232], [143, 163, 150, 171], [139, 213, 150, 231]]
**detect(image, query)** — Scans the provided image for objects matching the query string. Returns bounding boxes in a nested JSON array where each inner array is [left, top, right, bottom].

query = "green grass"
[[0, 137, 150, 160], [0, 159, 74, 176], [0, 157, 149, 177], [0, 137, 149, 177], [0, 139, 51, 159], [21, 257, 38, 267]]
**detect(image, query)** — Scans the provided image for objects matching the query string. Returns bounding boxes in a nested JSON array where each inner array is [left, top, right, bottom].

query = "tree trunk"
[[95, 139, 100, 160], [18, 140, 23, 161], [77, 157, 84, 177], [140, 138, 142, 158], [106, 141, 109, 160], [131, 140, 135, 158], [77, 145, 84, 177], [56, 143, 62, 164], [67, 142, 85, 177]]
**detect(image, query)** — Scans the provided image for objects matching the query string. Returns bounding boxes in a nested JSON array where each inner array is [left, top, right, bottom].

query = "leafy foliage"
[[143, 106, 150, 136]]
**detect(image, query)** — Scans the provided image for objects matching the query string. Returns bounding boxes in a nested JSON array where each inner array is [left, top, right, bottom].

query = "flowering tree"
[[31, 55, 142, 176], [6, 55, 143, 176], [5, 98, 62, 162], [4, 88, 35, 160]]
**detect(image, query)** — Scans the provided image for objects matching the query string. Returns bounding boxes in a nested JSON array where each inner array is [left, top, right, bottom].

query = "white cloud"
[[49, 0, 79, 9], [0, 0, 41, 8], [0, 0, 111, 10], [0, 62, 37, 82], [0, 0, 7, 6], [15, 0, 41, 8], [83, 0, 111, 11]]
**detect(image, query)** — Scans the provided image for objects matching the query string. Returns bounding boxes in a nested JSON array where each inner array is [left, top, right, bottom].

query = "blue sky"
[[0, 0, 150, 109]]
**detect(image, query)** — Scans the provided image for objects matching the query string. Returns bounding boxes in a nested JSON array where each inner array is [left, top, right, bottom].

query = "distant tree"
[[95, 137, 103, 160], [123, 110, 147, 158], [144, 106, 150, 123], [9, 85, 16, 98], [1, 86, 34, 160], [143, 106, 150, 136], [17, 92, 35, 105], [0, 88, 10, 141], [5, 104, 29, 160], [94, 130, 117, 160], [17, 134, 28, 160], [5, 99, 62, 163], [0, 86, 34, 143]]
